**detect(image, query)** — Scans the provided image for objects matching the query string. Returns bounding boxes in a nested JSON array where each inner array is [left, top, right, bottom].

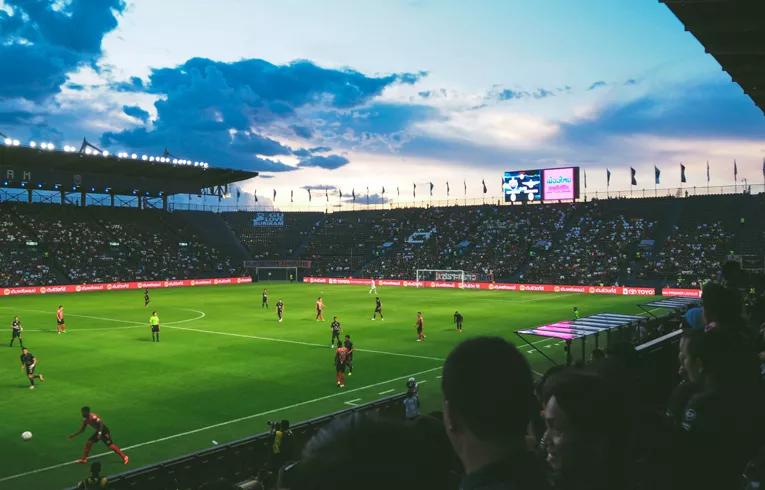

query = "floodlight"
[[3, 138, 11, 145], [30, 141, 37, 148], [102, 150, 109, 157], [12, 139, 20, 146], [131, 153, 137, 159]]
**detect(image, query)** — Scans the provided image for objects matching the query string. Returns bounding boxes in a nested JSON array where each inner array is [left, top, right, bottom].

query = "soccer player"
[[68, 406, 129, 465], [573, 306, 580, 320], [415, 312, 425, 342], [335, 341, 348, 388], [315, 297, 325, 321], [343, 335, 354, 376], [20, 347, 43, 389], [56, 305, 66, 334], [330, 317, 342, 347], [371, 297, 384, 320], [149, 311, 160, 342], [262, 289, 269, 309], [276, 299, 285, 322], [10, 315, 23, 347], [369, 278, 377, 294], [144, 288, 150, 307], [453, 311, 464, 333]]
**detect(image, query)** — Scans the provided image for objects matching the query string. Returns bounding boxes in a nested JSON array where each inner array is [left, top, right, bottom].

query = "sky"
[[1, 0, 764, 207]]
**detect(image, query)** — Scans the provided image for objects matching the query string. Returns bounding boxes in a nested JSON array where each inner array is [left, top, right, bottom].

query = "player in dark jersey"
[[276, 299, 284, 322], [343, 335, 354, 375], [20, 347, 44, 389], [144, 288, 150, 307], [415, 312, 425, 342], [10, 316, 23, 347], [262, 289, 269, 308], [330, 317, 342, 347], [371, 297, 384, 320], [69, 406, 129, 465], [454, 311, 464, 333], [335, 341, 348, 388], [56, 305, 66, 334]]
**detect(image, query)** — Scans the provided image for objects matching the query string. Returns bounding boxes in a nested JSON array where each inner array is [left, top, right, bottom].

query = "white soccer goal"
[[255, 267, 298, 282], [415, 269, 465, 288]]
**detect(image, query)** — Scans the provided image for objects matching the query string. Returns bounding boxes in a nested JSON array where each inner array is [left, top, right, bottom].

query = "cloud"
[[588, 81, 607, 91], [103, 57, 423, 170], [494, 87, 557, 101], [123, 105, 150, 123], [298, 154, 350, 169], [0, 0, 126, 101]]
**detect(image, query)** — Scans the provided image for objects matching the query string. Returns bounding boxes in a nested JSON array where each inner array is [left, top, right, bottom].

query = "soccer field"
[[0, 282, 659, 489]]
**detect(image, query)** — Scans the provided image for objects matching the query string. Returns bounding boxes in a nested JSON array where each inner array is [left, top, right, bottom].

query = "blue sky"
[[1, 0, 763, 204]]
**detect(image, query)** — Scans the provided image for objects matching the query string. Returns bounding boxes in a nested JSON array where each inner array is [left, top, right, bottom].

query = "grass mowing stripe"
[[0, 365, 441, 484], [163, 324, 446, 361]]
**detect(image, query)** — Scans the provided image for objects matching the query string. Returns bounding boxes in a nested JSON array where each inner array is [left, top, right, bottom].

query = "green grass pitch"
[[0, 282, 660, 489]]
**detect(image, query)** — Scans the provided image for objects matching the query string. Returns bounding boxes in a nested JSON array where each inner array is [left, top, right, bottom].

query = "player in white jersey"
[[369, 278, 377, 294]]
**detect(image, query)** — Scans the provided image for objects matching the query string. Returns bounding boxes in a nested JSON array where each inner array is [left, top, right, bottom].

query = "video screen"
[[542, 167, 577, 200], [503, 170, 542, 202]]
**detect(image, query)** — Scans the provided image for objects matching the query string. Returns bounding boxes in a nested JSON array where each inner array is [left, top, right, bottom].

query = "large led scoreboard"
[[502, 166, 580, 202]]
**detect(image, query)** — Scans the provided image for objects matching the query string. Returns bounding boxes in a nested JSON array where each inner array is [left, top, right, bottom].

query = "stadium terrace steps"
[[176, 211, 252, 262]]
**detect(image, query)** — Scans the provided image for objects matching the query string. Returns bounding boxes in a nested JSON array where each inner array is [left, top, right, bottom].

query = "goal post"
[[255, 267, 298, 282], [415, 269, 465, 288]]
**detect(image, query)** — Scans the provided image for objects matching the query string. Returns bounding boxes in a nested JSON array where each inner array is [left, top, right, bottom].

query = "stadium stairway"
[[175, 211, 252, 262]]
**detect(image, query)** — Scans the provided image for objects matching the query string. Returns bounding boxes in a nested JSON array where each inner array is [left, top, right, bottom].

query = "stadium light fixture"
[[102, 150, 109, 157], [131, 153, 137, 159], [12, 139, 21, 146], [3, 138, 11, 145], [47, 143, 55, 151], [141, 155, 148, 161], [30, 141, 37, 148]]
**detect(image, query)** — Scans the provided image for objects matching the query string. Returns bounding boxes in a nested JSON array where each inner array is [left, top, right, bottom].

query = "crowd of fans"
[[0, 203, 238, 286]]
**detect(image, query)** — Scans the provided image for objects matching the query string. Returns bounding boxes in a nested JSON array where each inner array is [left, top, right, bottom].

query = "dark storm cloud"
[[0, 0, 126, 101], [122, 105, 150, 123]]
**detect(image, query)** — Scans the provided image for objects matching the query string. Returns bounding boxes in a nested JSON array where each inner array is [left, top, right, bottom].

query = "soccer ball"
[[21, 431, 32, 441]]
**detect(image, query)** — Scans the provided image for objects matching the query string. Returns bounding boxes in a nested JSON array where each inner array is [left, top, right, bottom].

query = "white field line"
[[164, 325, 445, 362], [377, 389, 395, 395], [344, 398, 361, 406], [0, 365, 442, 484]]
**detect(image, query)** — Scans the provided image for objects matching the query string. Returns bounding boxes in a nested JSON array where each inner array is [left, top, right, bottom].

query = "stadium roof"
[[661, 0, 765, 114], [0, 144, 258, 197]]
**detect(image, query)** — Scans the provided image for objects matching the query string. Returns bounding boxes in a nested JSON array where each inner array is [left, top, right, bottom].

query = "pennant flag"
[[397, 186, 400, 197], [584, 170, 588, 189], [352, 188, 356, 202], [482, 179, 487, 194], [464, 180, 467, 195], [325, 188, 329, 202], [254, 189, 258, 202], [366, 186, 370, 204], [290, 189, 294, 202], [654, 166, 661, 185], [734, 160, 738, 181], [630, 168, 637, 186], [606, 169, 611, 186], [236, 188, 241, 200], [382, 186, 385, 195], [413, 183, 416, 198], [446, 181, 450, 196], [429, 182, 434, 196], [762, 158, 765, 178], [308, 188, 312, 201], [339, 189, 343, 199], [680, 164, 687, 183], [273, 189, 277, 201], [706, 161, 710, 182]]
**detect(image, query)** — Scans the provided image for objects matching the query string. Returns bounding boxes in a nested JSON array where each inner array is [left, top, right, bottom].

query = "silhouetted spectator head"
[[680, 327, 758, 390], [289, 413, 453, 490], [542, 369, 628, 490], [702, 282, 743, 330]]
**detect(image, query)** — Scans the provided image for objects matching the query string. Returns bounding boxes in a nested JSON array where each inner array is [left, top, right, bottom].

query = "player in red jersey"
[[415, 312, 425, 342], [315, 296, 325, 321], [68, 406, 129, 465], [56, 305, 66, 334], [335, 341, 348, 388]]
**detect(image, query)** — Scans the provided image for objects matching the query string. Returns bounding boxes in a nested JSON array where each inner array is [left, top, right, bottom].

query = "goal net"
[[416, 269, 465, 287], [255, 267, 298, 282]]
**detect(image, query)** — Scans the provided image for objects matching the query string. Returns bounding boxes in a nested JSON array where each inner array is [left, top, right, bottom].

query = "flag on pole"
[[446, 181, 450, 196], [273, 189, 277, 201], [352, 188, 356, 202], [397, 186, 400, 198], [606, 169, 611, 187], [254, 189, 258, 202], [325, 188, 329, 202], [630, 168, 637, 186], [762, 158, 765, 178], [706, 161, 710, 182], [236, 188, 241, 200], [290, 190, 294, 202], [482, 179, 487, 194], [429, 182, 434, 196], [464, 180, 467, 195], [366, 186, 370, 204], [413, 183, 416, 198], [308, 188, 312, 201], [734, 160, 738, 181], [584, 170, 587, 189], [654, 166, 661, 185], [382, 186, 385, 196], [339, 189, 343, 199], [680, 164, 687, 183]]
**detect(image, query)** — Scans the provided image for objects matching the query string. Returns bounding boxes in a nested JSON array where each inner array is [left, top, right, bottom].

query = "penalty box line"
[[0, 365, 442, 484]]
